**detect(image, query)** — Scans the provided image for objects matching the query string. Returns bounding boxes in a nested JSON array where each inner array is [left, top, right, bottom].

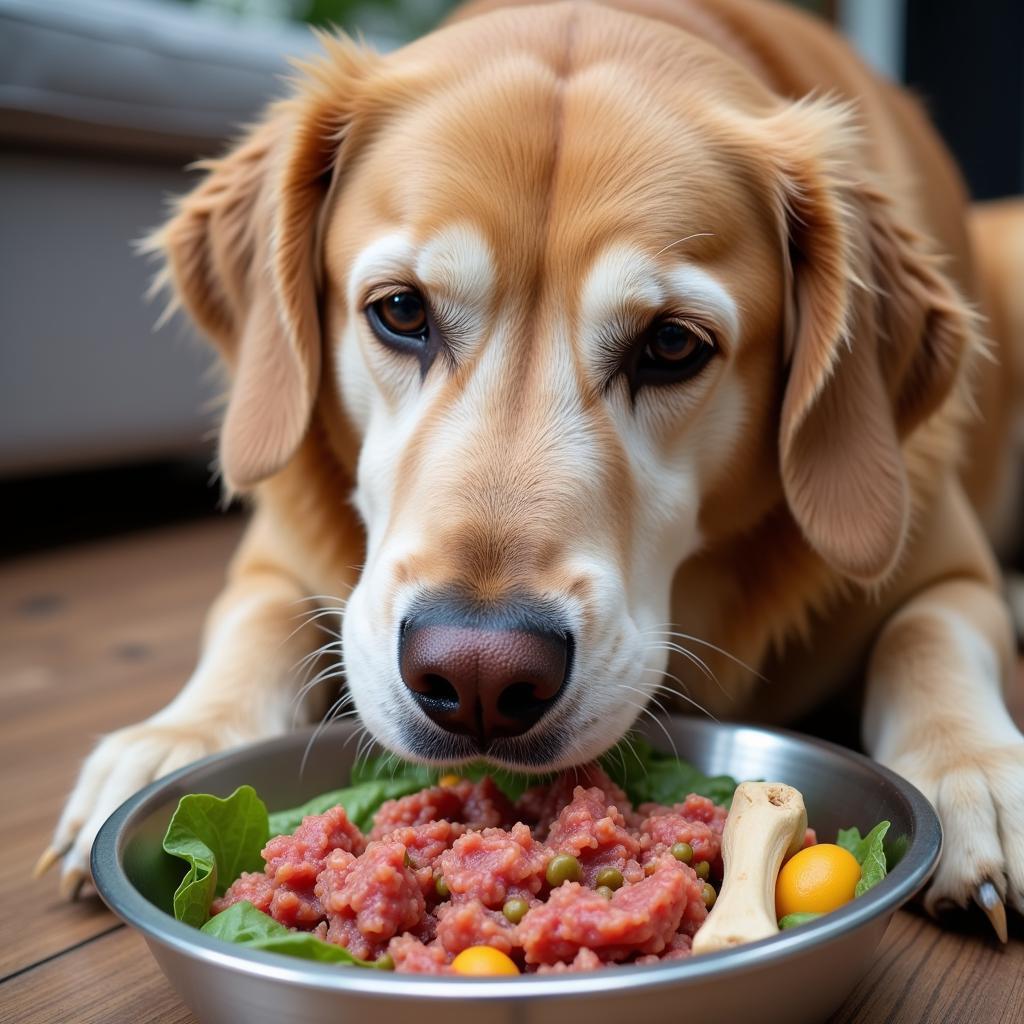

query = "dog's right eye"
[[366, 290, 430, 349]]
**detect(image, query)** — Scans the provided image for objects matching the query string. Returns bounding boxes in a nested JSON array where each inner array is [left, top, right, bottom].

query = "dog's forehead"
[[331, 50, 757, 296]]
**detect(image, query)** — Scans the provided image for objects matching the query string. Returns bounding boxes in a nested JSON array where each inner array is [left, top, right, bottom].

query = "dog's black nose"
[[399, 598, 570, 745]]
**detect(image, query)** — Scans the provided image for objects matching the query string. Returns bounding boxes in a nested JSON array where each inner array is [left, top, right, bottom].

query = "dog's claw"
[[59, 866, 87, 902], [32, 845, 63, 880], [974, 881, 1008, 943]]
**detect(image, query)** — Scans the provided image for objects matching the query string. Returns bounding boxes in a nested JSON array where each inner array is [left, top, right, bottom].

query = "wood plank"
[[0, 517, 244, 979], [829, 909, 1024, 1022], [2, 926, 195, 1024]]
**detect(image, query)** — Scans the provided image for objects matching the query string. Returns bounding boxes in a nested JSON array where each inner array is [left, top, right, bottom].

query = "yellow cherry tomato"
[[438, 773, 462, 788], [451, 946, 520, 976], [776, 843, 861, 919]]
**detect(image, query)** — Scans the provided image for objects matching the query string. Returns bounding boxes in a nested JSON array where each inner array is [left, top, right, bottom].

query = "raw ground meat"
[[315, 842, 425, 960], [517, 854, 706, 964], [545, 785, 644, 886], [213, 804, 363, 926], [438, 822, 551, 906], [370, 777, 516, 838], [207, 765, 756, 973], [388, 934, 451, 973], [517, 764, 634, 833], [638, 795, 728, 871], [535, 947, 605, 973], [435, 898, 518, 955]]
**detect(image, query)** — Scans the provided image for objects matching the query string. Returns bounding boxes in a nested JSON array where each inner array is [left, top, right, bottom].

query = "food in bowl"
[[161, 740, 891, 974]]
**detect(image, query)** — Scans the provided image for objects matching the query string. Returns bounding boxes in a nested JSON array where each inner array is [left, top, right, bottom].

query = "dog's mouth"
[[396, 713, 574, 770]]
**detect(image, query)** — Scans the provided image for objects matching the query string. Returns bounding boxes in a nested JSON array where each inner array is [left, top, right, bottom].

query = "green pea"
[[702, 883, 717, 909], [545, 853, 582, 887], [502, 897, 530, 924], [375, 953, 395, 971], [594, 867, 624, 891], [695, 860, 711, 880], [671, 842, 694, 864], [435, 876, 450, 899], [596, 885, 614, 900]]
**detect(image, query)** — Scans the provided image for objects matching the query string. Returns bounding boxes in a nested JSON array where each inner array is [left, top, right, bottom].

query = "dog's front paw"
[[37, 718, 242, 899], [893, 742, 1024, 932]]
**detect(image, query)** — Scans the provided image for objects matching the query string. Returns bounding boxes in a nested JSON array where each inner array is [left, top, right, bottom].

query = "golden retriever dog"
[[41, 0, 1024, 932]]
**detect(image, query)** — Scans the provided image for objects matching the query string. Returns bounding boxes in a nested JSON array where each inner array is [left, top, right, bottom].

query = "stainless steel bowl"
[[93, 718, 940, 1024]]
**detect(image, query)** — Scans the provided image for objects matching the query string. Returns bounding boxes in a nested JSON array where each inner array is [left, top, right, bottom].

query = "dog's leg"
[[38, 516, 331, 898], [863, 576, 1023, 934]]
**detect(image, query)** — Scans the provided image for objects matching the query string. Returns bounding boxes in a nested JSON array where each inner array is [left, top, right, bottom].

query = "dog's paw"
[[37, 718, 243, 899], [892, 742, 1024, 928]]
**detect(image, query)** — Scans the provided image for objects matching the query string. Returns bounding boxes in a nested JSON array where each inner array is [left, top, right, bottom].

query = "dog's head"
[[156, 4, 976, 768]]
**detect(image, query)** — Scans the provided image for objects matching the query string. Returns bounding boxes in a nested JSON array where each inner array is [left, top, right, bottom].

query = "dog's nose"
[[399, 602, 570, 745]]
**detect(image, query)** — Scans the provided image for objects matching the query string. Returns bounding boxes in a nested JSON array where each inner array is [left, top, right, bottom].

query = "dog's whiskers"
[[618, 683, 683, 759], [300, 696, 357, 775], [290, 633, 347, 721], [645, 640, 720, 689], [639, 667, 719, 722], [292, 588, 356, 607], [354, 727, 379, 776], [281, 602, 348, 649], [616, 694, 682, 761], [294, 639, 343, 675], [643, 638, 730, 708], [606, 729, 643, 791], [642, 625, 767, 683], [290, 662, 346, 726]]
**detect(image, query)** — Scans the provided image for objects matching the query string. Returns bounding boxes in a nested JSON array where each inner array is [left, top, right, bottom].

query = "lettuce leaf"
[[837, 820, 891, 896], [162, 786, 269, 926], [778, 912, 824, 930], [347, 755, 437, 789], [448, 762, 554, 801], [201, 901, 388, 968], [349, 754, 549, 803], [600, 736, 739, 806], [267, 776, 427, 836]]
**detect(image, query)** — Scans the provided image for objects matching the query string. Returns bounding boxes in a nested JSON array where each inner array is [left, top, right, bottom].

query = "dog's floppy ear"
[[761, 99, 978, 582], [152, 37, 377, 492]]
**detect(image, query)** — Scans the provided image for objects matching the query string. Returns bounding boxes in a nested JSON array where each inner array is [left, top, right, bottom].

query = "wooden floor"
[[2, 515, 1022, 1022]]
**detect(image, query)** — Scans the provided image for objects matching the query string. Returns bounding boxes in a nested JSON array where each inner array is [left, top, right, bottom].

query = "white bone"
[[691, 781, 808, 954]]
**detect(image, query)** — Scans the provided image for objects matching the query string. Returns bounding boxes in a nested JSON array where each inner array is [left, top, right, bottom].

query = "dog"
[[40, 0, 1024, 933]]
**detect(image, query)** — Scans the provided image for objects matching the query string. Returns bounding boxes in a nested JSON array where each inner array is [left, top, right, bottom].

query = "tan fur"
[[52, 0, 1023, 916]]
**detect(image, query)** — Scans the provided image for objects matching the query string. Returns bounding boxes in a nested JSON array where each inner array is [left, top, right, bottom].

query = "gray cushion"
[[0, 0, 318, 156]]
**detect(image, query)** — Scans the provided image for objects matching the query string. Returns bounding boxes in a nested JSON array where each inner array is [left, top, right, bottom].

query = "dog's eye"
[[633, 318, 716, 387], [369, 291, 428, 341]]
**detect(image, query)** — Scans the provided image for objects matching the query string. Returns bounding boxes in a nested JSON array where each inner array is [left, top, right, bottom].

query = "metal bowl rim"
[[92, 718, 941, 1001]]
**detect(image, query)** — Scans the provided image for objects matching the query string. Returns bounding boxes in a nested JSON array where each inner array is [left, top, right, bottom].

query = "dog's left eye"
[[367, 290, 429, 346], [631, 318, 716, 387]]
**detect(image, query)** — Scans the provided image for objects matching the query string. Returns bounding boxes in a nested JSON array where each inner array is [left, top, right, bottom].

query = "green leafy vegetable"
[[268, 776, 427, 835], [837, 820, 891, 896], [350, 754, 550, 803], [885, 832, 909, 872], [267, 755, 550, 837], [162, 786, 270, 927], [449, 762, 554, 801], [201, 901, 387, 968], [778, 912, 824, 930], [600, 736, 739, 806]]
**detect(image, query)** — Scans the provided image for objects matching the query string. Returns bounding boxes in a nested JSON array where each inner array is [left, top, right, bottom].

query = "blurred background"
[[1, 0, 1022, 555]]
